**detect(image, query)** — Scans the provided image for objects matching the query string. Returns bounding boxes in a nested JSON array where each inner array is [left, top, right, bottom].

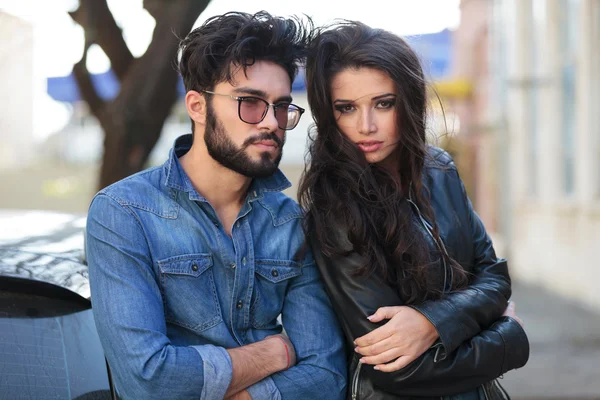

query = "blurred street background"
[[1, 0, 599, 398]]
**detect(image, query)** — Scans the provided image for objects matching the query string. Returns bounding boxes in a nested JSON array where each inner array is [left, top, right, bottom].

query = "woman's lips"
[[356, 141, 384, 153]]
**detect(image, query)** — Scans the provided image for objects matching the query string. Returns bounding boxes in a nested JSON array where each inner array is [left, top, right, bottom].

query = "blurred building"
[[45, 71, 312, 166], [0, 12, 34, 169], [455, 0, 600, 310], [447, 0, 494, 231], [45, 29, 459, 169]]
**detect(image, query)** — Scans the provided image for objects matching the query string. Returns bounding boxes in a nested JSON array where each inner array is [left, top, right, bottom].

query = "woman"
[[298, 21, 529, 400]]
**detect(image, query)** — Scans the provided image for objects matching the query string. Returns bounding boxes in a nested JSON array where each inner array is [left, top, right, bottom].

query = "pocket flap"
[[158, 253, 213, 277], [254, 260, 302, 283]]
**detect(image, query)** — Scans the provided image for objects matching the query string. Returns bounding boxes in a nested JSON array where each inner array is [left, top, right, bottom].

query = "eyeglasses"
[[202, 90, 305, 131]]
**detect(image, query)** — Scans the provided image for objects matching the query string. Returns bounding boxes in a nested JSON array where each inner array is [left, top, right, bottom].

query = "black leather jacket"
[[310, 148, 530, 399]]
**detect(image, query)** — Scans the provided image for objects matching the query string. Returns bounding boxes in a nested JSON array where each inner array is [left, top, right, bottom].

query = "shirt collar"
[[164, 134, 291, 201]]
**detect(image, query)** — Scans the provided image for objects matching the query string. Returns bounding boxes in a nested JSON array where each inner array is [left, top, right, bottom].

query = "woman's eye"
[[377, 100, 395, 109], [335, 104, 354, 113]]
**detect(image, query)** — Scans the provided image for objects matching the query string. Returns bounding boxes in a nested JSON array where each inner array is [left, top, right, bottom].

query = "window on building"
[[528, 0, 545, 196], [560, 0, 579, 195], [595, 1, 600, 197], [489, 0, 513, 239], [491, 1, 508, 114]]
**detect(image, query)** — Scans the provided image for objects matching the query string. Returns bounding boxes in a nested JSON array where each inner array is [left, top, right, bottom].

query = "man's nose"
[[257, 105, 279, 132]]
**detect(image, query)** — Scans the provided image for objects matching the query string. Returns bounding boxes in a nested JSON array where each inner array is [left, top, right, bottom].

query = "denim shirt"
[[86, 135, 347, 400]]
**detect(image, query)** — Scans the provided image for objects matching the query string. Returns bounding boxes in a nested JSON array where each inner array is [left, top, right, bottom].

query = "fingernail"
[[367, 315, 374, 320], [374, 366, 380, 370], [354, 347, 359, 353]]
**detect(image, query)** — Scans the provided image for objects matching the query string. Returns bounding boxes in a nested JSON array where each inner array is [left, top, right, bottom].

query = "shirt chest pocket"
[[250, 260, 302, 329], [158, 253, 222, 333]]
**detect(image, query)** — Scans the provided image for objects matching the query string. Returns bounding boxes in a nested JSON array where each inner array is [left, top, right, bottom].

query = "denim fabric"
[[86, 134, 347, 400]]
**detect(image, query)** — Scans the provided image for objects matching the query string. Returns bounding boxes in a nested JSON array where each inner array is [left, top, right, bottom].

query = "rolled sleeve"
[[247, 377, 282, 400], [195, 345, 233, 400]]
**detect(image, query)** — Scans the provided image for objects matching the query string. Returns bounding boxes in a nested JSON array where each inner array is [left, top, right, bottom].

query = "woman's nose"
[[357, 109, 377, 135]]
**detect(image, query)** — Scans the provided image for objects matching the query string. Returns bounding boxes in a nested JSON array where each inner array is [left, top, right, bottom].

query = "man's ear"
[[185, 90, 207, 127]]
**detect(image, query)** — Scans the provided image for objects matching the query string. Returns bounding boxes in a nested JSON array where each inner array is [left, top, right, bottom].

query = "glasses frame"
[[202, 90, 305, 131]]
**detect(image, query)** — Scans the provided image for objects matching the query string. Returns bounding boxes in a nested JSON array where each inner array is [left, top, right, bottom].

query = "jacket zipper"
[[350, 359, 445, 400], [351, 361, 363, 400], [406, 197, 452, 293], [482, 382, 490, 400], [494, 379, 510, 400]]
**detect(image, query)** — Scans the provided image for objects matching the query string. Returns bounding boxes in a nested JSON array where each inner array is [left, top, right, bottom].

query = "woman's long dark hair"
[[298, 21, 468, 304]]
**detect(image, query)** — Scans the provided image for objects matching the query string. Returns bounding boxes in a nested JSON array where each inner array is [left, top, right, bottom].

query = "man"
[[86, 11, 346, 400]]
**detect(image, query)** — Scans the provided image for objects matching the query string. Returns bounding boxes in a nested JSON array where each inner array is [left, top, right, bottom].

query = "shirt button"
[[191, 263, 199, 272], [242, 257, 247, 266], [230, 263, 236, 269], [236, 300, 243, 309], [253, 190, 257, 197], [214, 222, 219, 228], [271, 269, 279, 277], [236, 221, 240, 228]]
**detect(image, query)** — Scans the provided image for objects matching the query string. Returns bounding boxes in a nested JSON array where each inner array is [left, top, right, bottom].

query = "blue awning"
[[405, 28, 452, 80], [47, 29, 451, 103]]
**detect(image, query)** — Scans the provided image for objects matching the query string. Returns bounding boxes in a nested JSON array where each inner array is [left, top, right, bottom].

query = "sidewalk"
[[500, 281, 600, 399]]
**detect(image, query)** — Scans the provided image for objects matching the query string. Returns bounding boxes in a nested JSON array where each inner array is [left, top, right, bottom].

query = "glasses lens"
[[275, 104, 302, 130], [239, 97, 268, 124]]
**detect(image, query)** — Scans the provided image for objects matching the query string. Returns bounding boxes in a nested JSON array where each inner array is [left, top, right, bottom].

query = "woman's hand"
[[502, 300, 524, 327], [354, 306, 439, 372]]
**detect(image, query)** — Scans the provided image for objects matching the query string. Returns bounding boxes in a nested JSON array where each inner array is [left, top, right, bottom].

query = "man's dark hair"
[[178, 11, 313, 93]]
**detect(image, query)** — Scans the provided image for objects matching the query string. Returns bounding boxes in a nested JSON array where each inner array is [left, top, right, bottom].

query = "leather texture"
[[310, 148, 529, 399]]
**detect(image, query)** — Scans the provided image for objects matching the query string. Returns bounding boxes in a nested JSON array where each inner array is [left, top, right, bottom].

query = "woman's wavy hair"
[[298, 21, 468, 304], [177, 11, 313, 133]]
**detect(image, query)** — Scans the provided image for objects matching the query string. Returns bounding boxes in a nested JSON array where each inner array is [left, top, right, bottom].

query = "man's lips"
[[251, 140, 279, 150], [356, 141, 384, 153]]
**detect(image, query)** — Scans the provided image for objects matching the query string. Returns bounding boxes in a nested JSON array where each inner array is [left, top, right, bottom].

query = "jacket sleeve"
[[410, 165, 512, 359], [310, 236, 529, 396], [368, 316, 528, 396]]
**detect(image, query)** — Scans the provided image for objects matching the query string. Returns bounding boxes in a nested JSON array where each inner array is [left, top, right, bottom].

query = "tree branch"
[[143, 0, 210, 36], [120, 0, 211, 116], [72, 45, 105, 119], [69, 0, 134, 82]]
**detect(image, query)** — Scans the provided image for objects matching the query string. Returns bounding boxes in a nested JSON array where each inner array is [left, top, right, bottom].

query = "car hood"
[[0, 210, 89, 298]]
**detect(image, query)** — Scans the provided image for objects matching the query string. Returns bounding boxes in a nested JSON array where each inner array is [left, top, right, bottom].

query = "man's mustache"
[[243, 132, 283, 148]]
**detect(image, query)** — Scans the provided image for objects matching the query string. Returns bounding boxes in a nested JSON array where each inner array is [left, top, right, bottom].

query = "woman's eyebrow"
[[371, 93, 396, 100], [333, 93, 396, 104]]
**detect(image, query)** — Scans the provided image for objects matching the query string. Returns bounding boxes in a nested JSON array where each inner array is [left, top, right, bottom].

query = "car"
[[0, 209, 117, 400]]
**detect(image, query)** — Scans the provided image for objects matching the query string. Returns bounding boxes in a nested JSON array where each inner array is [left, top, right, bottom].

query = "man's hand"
[[266, 334, 297, 370], [224, 334, 297, 397], [502, 301, 524, 327], [226, 390, 253, 400], [354, 306, 439, 372]]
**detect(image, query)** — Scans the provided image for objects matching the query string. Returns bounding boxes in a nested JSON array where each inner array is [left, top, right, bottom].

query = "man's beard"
[[204, 104, 285, 178]]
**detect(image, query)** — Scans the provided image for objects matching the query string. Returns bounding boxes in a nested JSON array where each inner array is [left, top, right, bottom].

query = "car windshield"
[[0, 281, 112, 400]]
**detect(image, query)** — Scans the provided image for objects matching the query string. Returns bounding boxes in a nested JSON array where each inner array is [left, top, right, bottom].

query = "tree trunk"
[[69, 0, 210, 190]]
